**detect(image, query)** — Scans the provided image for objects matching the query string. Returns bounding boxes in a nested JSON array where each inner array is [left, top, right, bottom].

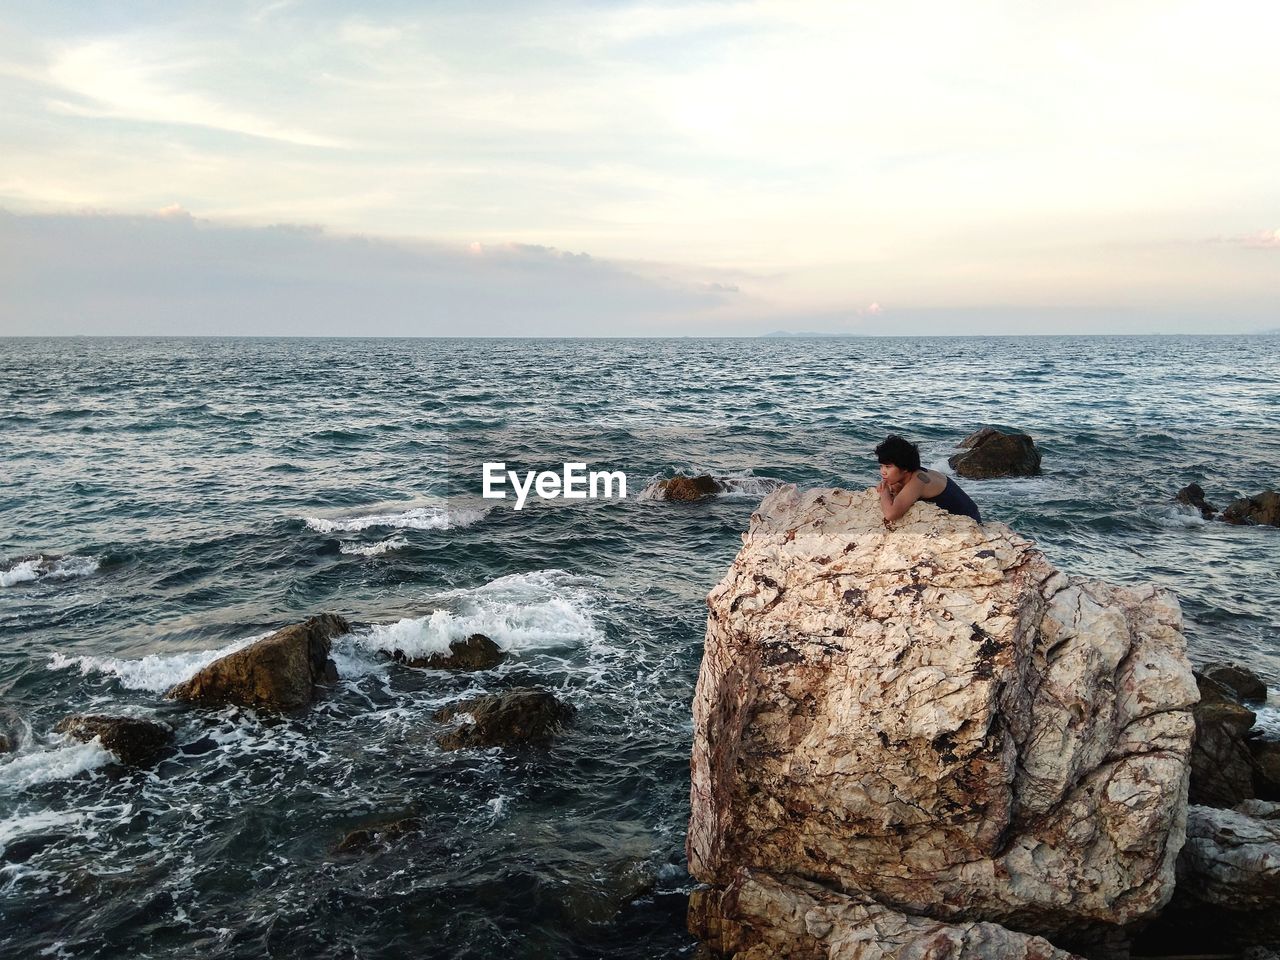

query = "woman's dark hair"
[[875, 435, 921, 472]]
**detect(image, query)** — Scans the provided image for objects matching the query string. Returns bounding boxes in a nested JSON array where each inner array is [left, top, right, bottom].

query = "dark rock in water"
[[1203, 661, 1268, 702], [54, 714, 175, 767], [1175, 482, 1217, 520], [0, 704, 25, 753], [392, 633, 504, 670], [1222, 490, 1280, 527], [434, 687, 575, 750], [1251, 740, 1280, 801], [1189, 672, 1258, 808], [947, 427, 1042, 479], [653, 474, 724, 501], [334, 816, 424, 853], [166, 613, 347, 711]]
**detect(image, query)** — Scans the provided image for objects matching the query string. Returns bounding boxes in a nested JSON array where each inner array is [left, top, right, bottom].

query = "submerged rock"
[[0, 704, 25, 754], [1222, 490, 1280, 527], [1174, 483, 1217, 520], [392, 633, 504, 670], [433, 687, 575, 750], [948, 426, 1042, 478], [334, 816, 424, 853], [650, 475, 726, 501], [1189, 671, 1258, 808], [689, 485, 1196, 955], [166, 614, 347, 711], [53, 714, 175, 767]]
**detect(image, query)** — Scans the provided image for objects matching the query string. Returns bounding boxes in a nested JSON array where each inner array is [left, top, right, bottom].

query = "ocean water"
[[2, 335, 1278, 958]]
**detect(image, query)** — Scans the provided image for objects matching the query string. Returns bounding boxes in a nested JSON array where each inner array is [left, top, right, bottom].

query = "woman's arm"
[[878, 475, 925, 522]]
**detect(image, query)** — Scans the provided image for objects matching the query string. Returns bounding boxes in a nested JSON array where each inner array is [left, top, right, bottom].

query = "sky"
[[1, 0, 1277, 336]]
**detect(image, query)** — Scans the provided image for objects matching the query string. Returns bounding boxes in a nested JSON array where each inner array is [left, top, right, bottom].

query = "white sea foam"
[[47, 632, 268, 692], [339, 537, 409, 557], [0, 741, 112, 792], [1254, 698, 1280, 737], [359, 569, 602, 661], [1, 554, 99, 588], [1152, 504, 1210, 529], [0, 808, 82, 852], [304, 505, 489, 534]]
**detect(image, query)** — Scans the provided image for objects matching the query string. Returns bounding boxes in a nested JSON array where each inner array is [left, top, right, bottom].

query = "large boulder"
[[54, 714, 174, 767], [1222, 490, 1280, 527], [433, 687, 575, 750], [947, 427, 1042, 479], [1174, 483, 1217, 520], [166, 614, 347, 711], [688, 486, 1197, 955], [391, 633, 504, 670]]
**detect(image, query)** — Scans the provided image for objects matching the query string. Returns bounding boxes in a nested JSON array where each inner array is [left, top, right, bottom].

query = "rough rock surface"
[[392, 633, 504, 670], [689, 486, 1197, 952], [1174, 483, 1217, 520], [166, 614, 347, 711], [1179, 801, 1280, 911], [689, 869, 1083, 960], [1222, 490, 1280, 526], [54, 714, 175, 767], [947, 427, 1042, 479], [433, 687, 575, 750], [1134, 800, 1280, 955], [1189, 672, 1257, 808]]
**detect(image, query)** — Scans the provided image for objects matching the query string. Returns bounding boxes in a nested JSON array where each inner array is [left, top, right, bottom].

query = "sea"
[[1, 335, 1278, 959]]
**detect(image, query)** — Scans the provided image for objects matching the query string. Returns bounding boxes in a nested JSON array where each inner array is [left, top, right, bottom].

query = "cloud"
[[0, 208, 741, 336], [1237, 229, 1280, 249], [44, 38, 344, 147]]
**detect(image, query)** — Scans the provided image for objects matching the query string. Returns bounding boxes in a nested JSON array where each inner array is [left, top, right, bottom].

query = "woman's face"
[[879, 462, 909, 485]]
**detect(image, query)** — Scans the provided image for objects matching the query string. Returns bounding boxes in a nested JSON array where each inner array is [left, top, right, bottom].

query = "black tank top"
[[922, 476, 982, 523]]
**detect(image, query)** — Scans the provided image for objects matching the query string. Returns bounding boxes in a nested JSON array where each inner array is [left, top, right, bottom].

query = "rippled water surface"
[[2, 335, 1279, 958]]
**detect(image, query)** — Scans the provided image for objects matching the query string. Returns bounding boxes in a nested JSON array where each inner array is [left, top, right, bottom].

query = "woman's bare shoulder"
[[914, 469, 947, 495]]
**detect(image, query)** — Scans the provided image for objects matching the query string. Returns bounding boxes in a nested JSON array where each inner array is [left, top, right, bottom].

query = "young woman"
[[876, 435, 982, 524]]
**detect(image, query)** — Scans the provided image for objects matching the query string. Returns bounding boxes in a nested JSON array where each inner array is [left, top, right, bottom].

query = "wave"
[[1254, 698, 1280, 738], [1150, 504, 1211, 529], [339, 537, 410, 557], [304, 504, 489, 534], [1, 554, 100, 588], [0, 741, 113, 792], [358, 569, 602, 661], [47, 632, 269, 692]]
